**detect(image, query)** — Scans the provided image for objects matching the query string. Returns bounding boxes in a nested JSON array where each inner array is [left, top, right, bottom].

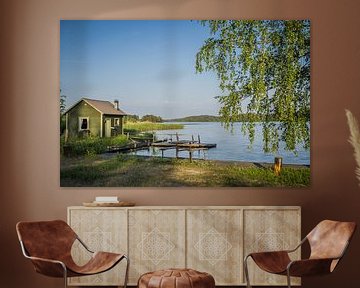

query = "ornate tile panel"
[[68, 206, 300, 286], [187, 209, 243, 285], [244, 209, 301, 286], [194, 227, 232, 265], [68, 209, 127, 286], [128, 209, 185, 284], [138, 227, 175, 264]]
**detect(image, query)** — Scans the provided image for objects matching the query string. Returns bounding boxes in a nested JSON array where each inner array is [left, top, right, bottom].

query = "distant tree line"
[[125, 114, 163, 123], [165, 113, 309, 122], [125, 112, 310, 123], [166, 115, 220, 122]]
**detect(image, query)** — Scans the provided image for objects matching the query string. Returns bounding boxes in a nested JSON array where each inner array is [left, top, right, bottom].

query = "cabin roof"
[[65, 98, 127, 116]]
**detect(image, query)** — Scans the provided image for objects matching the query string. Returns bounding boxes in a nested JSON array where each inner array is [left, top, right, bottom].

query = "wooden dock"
[[150, 133, 217, 162], [151, 141, 216, 149], [107, 132, 217, 162], [107, 141, 151, 153]]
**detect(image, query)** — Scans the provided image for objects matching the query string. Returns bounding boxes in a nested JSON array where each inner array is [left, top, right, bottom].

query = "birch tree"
[[196, 20, 310, 153]]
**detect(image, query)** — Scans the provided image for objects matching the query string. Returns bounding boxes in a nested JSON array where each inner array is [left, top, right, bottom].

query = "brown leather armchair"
[[244, 220, 356, 288], [16, 220, 129, 288]]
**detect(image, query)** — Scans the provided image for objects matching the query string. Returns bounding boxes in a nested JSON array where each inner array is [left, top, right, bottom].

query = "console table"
[[67, 206, 301, 286]]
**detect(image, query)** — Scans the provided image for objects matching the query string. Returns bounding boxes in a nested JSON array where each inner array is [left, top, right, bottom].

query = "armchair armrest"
[[25, 255, 67, 278], [76, 236, 94, 254], [287, 239, 351, 277], [246, 236, 306, 259], [19, 240, 67, 277], [285, 237, 307, 253]]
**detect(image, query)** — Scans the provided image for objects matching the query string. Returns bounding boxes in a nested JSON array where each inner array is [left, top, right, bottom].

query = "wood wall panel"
[[186, 209, 243, 285], [128, 209, 186, 284], [67, 208, 128, 285], [68, 206, 300, 286], [243, 208, 301, 285]]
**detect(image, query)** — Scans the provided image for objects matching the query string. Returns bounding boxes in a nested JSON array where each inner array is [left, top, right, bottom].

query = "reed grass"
[[124, 121, 183, 132], [346, 109, 360, 186], [62, 135, 129, 157]]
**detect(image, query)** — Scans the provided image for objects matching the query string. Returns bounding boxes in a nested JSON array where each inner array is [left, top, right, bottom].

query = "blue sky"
[[60, 20, 222, 119]]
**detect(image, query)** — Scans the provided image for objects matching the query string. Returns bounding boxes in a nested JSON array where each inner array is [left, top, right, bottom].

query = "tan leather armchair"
[[16, 220, 129, 288], [244, 220, 356, 288]]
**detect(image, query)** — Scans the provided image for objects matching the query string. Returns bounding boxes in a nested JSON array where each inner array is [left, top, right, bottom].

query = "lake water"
[[132, 122, 310, 165]]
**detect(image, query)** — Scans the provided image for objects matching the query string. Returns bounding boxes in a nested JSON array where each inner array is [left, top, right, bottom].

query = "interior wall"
[[1, 0, 360, 287]]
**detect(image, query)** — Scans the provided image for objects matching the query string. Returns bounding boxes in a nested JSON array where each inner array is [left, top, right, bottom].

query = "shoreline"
[[100, 152, 310, 169], [61, 153, 310, 187]]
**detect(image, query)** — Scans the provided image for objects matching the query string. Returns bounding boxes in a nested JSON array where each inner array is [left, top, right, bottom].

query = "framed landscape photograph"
[[60, 20, 310, 187]]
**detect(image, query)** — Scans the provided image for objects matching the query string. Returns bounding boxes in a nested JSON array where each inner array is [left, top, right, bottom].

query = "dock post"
[[161, 149, 164, 158], [189, 149, 193, 162], [176, 132, 179, 142], [198, 134, 201, 143], [274, 157, 283, 175], [176, 145, 179, 159], [192, 135, 195, 143]]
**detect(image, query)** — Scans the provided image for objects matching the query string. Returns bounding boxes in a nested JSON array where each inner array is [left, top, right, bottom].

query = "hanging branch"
[[346, 109, 360, 186]]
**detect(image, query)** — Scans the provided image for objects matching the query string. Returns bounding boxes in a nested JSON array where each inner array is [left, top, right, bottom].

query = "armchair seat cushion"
[[66, 251, 125, 276], [250, 251, 291, 274]]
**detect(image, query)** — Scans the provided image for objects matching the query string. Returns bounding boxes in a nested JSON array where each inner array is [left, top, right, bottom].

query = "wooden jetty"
[[152, 132, 216, 149], [107, 132, 217, 162], [177, 143, 216, 149], [107, 141, 151, 153], [151, 140, 187, 147], [151, 141, 216, 148], [150, 133, 217, 162]]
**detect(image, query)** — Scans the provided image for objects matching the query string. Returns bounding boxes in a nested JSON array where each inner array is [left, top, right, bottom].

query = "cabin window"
[[114, 118, 120, 127], [79, 117, 89, 131]]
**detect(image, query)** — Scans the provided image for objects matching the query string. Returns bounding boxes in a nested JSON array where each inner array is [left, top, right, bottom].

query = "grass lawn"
[[60, 154, 310, 187]]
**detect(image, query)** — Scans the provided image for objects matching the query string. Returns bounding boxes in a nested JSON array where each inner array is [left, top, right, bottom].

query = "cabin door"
[[105, 118, 112, 137]]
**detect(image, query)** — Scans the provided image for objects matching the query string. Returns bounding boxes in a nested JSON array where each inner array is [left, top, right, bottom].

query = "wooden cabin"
[[64, 98, 127, 139]]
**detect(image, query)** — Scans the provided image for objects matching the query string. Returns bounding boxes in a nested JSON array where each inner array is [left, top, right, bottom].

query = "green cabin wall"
[[66, 100, 125, 138], [67, 101, 101, 138], [102, 115, 124, 137]]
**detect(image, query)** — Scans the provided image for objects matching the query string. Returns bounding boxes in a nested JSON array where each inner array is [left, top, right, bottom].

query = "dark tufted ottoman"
[[138, 268, 215, 288]]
